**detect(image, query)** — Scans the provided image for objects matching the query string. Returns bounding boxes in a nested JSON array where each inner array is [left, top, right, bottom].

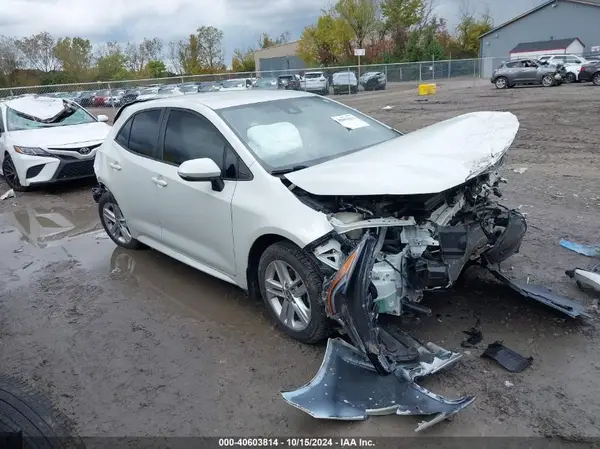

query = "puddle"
[[7, 204, 103, 248], [107, 247, 276, 339]]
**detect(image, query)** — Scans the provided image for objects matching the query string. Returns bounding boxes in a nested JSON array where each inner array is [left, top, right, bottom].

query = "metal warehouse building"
[[253, 41, 306, 74], [479, 0, 600, 77]]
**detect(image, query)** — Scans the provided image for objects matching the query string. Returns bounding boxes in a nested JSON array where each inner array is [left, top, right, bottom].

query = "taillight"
[[580, 67, 585, 72]]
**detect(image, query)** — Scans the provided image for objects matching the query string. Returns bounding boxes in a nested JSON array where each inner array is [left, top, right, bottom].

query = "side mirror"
[[178, 158, 224, 191], [97, 115, 109, 122]]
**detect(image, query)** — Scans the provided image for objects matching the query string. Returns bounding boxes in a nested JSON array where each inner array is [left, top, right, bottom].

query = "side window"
[[128, 109, 162, 158], [223, 145, 252, 181], [506, 61, 520, 68], [115, 118, 132, 148], [163, 110, 225, 168], [566, 56, 579, 64]]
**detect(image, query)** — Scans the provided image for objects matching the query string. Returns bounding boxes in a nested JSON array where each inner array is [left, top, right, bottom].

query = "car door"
[[105, 108, 165, 241], [152, 108, 244, 276], [519, 60, 539, 81]]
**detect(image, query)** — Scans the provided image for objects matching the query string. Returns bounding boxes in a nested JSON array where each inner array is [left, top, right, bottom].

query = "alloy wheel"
[[542, 75, 554, 87], [2, 156, 22, 190], [495, 77, 507, 89], [102, 201, 133, 245], [264, 260, 312, 331]]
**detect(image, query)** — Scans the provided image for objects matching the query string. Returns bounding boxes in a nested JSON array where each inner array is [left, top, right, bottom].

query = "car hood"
[[284, 111, 520, 196], [8, 122, 111, 148]]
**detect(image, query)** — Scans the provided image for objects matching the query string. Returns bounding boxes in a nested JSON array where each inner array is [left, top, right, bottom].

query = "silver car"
[[491, 58, 566, 89]]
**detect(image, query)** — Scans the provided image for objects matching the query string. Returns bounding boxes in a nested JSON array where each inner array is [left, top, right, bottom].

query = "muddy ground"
[[1, 79, 599, 438]]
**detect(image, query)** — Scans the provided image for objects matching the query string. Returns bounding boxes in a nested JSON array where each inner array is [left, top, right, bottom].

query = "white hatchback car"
[[93, 90, 521, 344], [0, 96, 111, 191]]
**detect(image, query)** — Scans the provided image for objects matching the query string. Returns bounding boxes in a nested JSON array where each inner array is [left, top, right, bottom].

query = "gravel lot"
[[1, 79, 599, 438]]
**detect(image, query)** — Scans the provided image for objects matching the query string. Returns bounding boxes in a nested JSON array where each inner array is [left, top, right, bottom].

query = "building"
[[479, 0, 600, 77], [253, 41, 306, 74], [509, 38, 584, 59]]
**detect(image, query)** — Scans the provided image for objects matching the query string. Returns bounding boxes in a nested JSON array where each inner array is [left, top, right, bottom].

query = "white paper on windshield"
[[331, 114, 369, 130]]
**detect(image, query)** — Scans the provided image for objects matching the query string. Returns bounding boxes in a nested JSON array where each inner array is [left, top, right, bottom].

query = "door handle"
[[109, 162, 122, 171], [151, 177, 168, 187]]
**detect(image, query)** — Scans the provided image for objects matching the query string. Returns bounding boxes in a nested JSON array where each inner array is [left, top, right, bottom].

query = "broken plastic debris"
[[1, 189, 15, 200], [281, 338, 474, 432], [487, 265, 590, 318], [565, 268, 600, 295], [504, 380, 514, 388], [481, 341, 533, 373], [382, 105, 394, 110], [461, 319, 483, 348], [560, 239, 600, 258], [513, 167, 528, 174]]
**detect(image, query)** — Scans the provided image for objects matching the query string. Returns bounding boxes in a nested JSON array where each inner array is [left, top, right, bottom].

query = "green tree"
[[145, 59, 166, 78], [297, 14, 353, 66], [125, 37, 163, 72], [15, 31, 57, 72], [257, 32, 291, 49], [196, 25, 225, 72], [231, 48, 255, 72], [456, 7, 493, 57], [404, 30, 422, 62], [380, 0, 425, 58], [95, 42, 128, 80], [54, 37, 92, 81], [178, 34, 202, 74], [333, 0, 379, 48]]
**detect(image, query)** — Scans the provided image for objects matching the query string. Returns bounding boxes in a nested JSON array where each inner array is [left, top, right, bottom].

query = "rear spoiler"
[[113, 98, 155, 123]]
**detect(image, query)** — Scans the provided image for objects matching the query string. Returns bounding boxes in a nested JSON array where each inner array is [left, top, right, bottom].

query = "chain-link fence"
[[0, 57, 487, 113]]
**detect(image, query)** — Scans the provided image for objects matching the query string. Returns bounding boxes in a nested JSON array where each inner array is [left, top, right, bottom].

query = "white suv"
[[538, 54, 587, 82], [302, 72, 329, 95]]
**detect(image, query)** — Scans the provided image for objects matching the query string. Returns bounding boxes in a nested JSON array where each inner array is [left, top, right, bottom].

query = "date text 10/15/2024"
[[218, 438, 376, 447]]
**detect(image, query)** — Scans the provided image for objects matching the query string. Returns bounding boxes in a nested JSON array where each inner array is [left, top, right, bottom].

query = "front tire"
[[542, 74, 554, 87], [495, 77, 508, 89], [2, 154, 30, 192], [258, 241, 330, 344], [593, 72, 600, 86], [98, 191, 143, 250]]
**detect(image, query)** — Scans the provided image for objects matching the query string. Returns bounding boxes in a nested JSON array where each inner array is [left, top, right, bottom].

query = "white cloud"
[[3, 0, 546, 61]]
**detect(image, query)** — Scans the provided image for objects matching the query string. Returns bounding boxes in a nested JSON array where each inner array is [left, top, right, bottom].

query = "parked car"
[[74, 90, 97, 107], [0, 96, 111, 191], [538, 54, 587, 65], [302, 72, 329, 95], [199, 82, 221, 92], [157, 85, 184, 97], [93, 89, 112, 107], [359, 71, 387, 90], [179, 83, 202, 94], [136, 87, 160, 101], [104, 89, 126, 106], [332, 71, 359, 94], [219, 79, 251, 91], [92, 90, 523, 349], [578, 60, 600, 85], [121, 89, 141, 105], [491, 58, 566, 89], [253, 77, 280, 90], [277, 74, 302, 90]]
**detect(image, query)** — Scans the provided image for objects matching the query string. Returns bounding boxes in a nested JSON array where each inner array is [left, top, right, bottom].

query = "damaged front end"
[[283, 168, 527, 430]]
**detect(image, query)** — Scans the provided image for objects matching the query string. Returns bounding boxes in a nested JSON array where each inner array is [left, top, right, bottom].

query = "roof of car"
[[123, 89, 317, 114]]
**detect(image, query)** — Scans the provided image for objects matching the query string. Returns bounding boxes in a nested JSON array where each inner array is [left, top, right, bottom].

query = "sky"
[[3, 0, 547, 63]]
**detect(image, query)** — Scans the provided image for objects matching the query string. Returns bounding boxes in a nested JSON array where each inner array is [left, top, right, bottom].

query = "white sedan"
[[0, 96, 111, 191], [93, 90, 522, 344]]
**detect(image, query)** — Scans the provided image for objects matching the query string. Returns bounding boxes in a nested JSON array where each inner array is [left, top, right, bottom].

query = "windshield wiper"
[[271, 165, 309, 175]]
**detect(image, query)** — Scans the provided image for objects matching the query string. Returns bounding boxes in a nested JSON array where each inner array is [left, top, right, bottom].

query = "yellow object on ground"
[[418, 83, 437, 95]]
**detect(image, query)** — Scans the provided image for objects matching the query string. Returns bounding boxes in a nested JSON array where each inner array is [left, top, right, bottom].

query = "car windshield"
[[255, 78, 278, 88], [6, 103, 96, 131], [217, 96, 400, 172], [333, 73, 356, 81], [140, 88, 158, 95], [305, 73, 323, 79], [180, 85, 199, 93], [222, 80, 246, 88]]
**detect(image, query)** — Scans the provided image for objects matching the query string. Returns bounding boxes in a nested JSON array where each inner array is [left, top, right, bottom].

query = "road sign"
[[354, 49, 365, 56]]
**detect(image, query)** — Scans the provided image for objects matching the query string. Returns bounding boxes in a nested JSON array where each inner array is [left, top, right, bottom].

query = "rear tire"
[[258, 241, 330, 344], [565, 72, 576, 83], [0, 374, 85, 449], [98, 191, 143, 250], [593, 72, 600, 86]]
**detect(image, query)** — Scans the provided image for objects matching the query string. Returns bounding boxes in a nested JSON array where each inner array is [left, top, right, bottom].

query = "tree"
[[257, 32, 291, 49], [54, 37, 92, 80], [145, 60, 167, 78], [95, 42, 128, 80], [196, 26, 225, 72], [231, 48, 255, 72], [178, 34, 202, 74], [333, 0, 379, 49], [0, 36, 21, 87], [15, 32, 57, 72], [455, 0, 493, 56], [380, 0, 425, 57], [125, 37, 163, 72], [297, 14, 353, 66], [167, 41, 183, 74]]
